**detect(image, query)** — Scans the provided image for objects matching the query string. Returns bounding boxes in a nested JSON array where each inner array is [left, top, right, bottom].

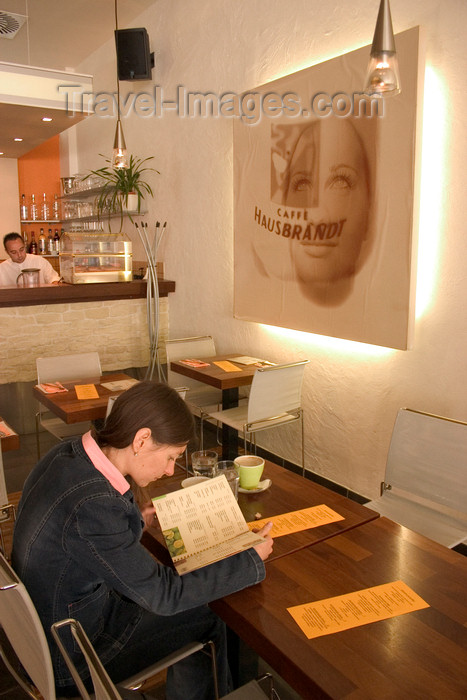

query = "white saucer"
[[181, 476, 210, 488], [238, 478, 272, 494]]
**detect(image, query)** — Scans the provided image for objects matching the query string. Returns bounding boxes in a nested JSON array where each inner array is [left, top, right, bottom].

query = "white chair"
[[204, 360, 309, 476], [0, 551, 275, 699], [35, 352, 102, 458], [367, 408, 467, 548], [165, 336, 223, 449]]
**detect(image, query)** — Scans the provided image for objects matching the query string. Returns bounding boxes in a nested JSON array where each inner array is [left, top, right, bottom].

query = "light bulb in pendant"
[[112, 119, 128, 169]]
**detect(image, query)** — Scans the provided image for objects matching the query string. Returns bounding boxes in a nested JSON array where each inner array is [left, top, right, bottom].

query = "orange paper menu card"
[[287, 580, 429, 639], [248, 505, 344, 537], [0, 420, 17, 438], [179, 359, 210, 368], [36, 381, 68, 394], [213, 360, 242, 372], [75, 384, 99, 400]]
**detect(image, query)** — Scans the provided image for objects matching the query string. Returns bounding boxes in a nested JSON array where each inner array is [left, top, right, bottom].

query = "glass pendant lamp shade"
[[364, 0, 401, 97], [112, 118, 128, 169]]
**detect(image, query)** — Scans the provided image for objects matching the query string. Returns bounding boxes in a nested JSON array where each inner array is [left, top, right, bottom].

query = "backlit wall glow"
[[261, 324, 394, 359], [415, 66, 447, 318]]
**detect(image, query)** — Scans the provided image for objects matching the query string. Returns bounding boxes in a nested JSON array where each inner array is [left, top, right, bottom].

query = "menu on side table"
[[152, 476, 265, 575]]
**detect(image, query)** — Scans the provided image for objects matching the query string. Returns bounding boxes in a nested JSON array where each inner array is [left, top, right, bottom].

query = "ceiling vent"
[[0, 11, 27, 39]]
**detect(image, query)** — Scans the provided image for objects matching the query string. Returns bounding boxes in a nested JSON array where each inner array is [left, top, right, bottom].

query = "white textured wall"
[[68, 0, 467, 499]]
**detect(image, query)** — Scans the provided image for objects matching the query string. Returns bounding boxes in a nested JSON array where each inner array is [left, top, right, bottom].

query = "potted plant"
[[88, 154, 158, 227]]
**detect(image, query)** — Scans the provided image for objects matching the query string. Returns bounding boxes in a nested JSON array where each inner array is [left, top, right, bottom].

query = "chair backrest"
[[247, 360, 308, 423], [165, 336, 216, 392], [37, 351, 102, 384], [386, 408, 467, 513], [0, 551, 57, 700]]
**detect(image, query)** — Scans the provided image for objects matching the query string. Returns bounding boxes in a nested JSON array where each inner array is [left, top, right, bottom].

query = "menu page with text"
[[152, 476, 264, 574]]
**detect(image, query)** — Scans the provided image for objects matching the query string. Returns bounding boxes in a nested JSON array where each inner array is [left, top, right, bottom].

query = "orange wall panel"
[[17, 134, 61, 205]]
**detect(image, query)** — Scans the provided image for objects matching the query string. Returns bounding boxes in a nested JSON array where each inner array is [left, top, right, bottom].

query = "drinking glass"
[[191, 450, 218, 478], [216, 460, 239, 500]]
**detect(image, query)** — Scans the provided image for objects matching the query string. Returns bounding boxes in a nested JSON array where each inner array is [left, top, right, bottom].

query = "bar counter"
[[0, 279, 175, 308]]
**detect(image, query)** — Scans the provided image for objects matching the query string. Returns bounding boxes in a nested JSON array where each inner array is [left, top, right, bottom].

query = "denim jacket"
[[12, 439, 265, 687]]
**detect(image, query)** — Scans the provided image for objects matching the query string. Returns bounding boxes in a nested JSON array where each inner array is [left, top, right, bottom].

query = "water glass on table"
[[191, 450, 218, 478], [216, 460, 240, 500]]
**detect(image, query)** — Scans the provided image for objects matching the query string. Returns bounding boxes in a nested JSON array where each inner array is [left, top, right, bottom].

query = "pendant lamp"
[[113, 118, 127, 169], [364, 0, 401, 97]]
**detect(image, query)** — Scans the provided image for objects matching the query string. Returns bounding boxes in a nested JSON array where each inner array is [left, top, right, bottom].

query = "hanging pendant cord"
[[114, 0, 120, 118]]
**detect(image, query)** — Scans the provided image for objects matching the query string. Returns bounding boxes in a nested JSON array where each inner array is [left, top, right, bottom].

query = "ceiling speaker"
[[115, 27, 154, 81]]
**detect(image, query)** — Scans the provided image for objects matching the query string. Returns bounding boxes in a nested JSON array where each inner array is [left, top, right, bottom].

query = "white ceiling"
[[0, 0, 156, 157]]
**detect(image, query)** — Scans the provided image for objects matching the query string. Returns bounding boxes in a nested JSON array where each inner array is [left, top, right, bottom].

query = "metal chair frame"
[[0, 550, 219, 699]]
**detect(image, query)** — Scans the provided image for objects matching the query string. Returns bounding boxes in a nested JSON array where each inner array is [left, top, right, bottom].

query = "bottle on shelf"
[[30, 194, 38, 221], [47, 228, 54, 255], [52, 194, 60, 220], [39, 228, 47, 255], [29, 231, 38, 254], [20, 194, 28, 221], [53, 229, 61, 254], [41, 193, 50, 221], [22, 230, 28, 247]]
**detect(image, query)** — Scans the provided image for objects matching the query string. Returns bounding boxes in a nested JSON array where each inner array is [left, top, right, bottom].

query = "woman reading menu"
[[12, 381, 273, 699]]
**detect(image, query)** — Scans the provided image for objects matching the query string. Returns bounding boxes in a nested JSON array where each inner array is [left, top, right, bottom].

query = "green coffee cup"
[[234, 455, 265, 490]]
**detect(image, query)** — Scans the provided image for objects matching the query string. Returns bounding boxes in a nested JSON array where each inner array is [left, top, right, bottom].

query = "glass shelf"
[[58, 186, 107, 201], [62, 209, 147, 224], [21, 220, 62, 224]]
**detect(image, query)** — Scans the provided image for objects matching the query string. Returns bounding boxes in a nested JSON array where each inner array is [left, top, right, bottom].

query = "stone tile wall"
[[0, 298, 168, 384]]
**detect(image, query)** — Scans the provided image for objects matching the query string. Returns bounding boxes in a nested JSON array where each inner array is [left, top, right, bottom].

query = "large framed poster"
[[234, 27, 424, 349]]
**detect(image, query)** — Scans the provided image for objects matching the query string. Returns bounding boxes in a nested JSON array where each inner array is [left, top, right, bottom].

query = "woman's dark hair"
[[94, 381, 194, 449]]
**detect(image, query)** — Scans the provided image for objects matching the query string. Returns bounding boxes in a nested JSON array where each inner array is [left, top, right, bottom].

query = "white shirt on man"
[[0, 253, 60, 286]]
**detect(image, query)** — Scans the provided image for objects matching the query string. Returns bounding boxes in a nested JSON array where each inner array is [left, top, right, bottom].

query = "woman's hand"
[[140, 502, 156, 531], [252, 521, 274, 561]]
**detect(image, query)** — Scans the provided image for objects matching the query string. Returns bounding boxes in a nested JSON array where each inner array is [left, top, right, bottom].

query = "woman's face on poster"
[[285, 119, 370, 287]]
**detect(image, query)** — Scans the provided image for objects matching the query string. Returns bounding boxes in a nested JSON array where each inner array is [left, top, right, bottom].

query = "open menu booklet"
[[152, 475, 265, 574]]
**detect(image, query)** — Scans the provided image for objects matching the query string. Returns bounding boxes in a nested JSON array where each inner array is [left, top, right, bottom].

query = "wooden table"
[[32, 372, 136, 424], [142, 460, 379, 565], [170, 354, 262, 459], [211, 517, 467, 699]]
